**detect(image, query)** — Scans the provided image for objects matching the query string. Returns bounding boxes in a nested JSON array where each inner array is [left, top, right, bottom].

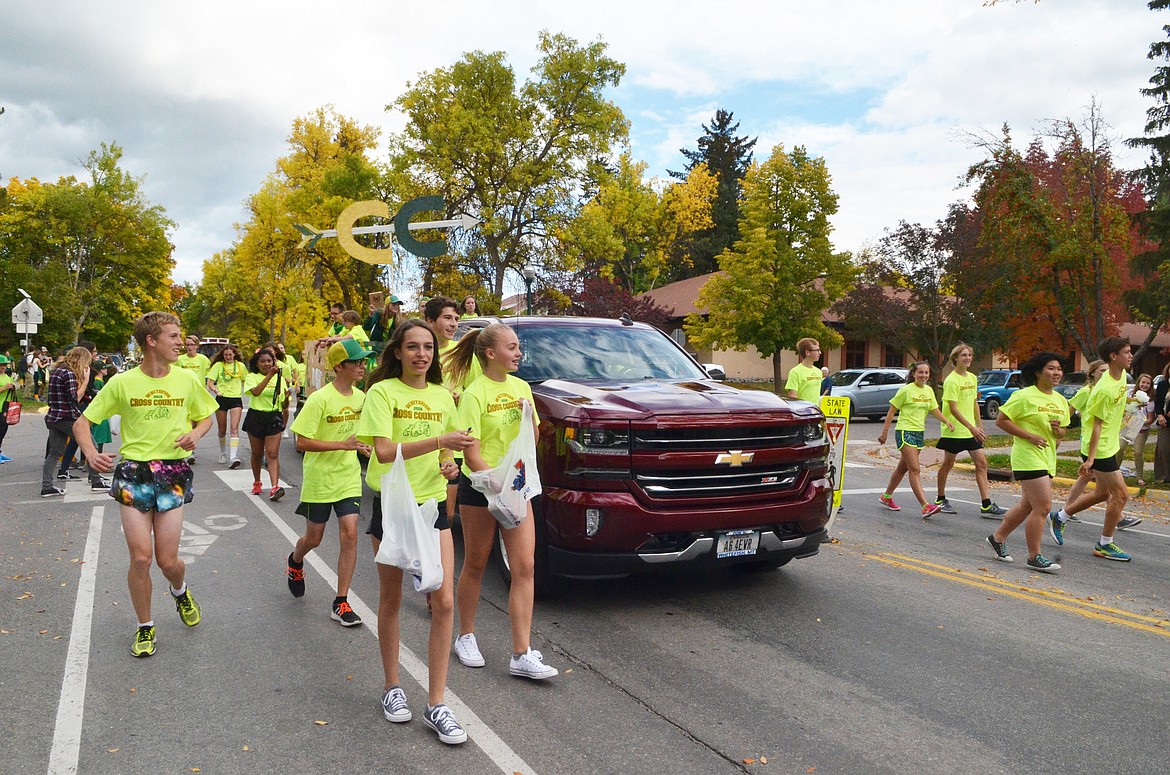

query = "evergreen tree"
[[1125, 0, 1170, 365], [667, 109, 756, 281]]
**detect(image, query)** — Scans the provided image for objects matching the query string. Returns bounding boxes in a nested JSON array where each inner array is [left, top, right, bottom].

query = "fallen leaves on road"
[[107, 748, 119, 753], [314, 720, 329, 726]]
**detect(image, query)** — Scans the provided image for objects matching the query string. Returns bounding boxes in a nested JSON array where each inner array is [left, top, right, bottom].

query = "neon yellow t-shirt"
[[0, 373, 13, 394], [941, 370, 979, 439], [83, 367, 217, 461], [1068, 385, 1092, 414], [357, 378, 457, 501], [289, 382, 365, 502], [1081, 371, 1127, 459], [207, 360, 247, 399], [890, 382, 938, 432], [244, 371, 286, 412], [440, 343, 482, 397], [176, 352, 212, 383], [457, 374, 539, 478], [1000, 386, 1069, 475], [346, 325, 370, 345], [784, 363, 822, 403]]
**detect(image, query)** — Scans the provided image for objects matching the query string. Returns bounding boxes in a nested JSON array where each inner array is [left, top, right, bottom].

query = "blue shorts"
[[111, 459, 194, 513], [895, 430, 925, 450]]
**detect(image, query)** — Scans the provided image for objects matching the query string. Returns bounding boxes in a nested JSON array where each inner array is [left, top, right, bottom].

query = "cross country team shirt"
[[784, 363, 822, 403], [244, 371, 285, 412], [289, 382, 365, 502], [999, 386, 1069, 475], [357, 379, 457, 501], [458, 374, 539, 477], [890, 382, 938, 432], [207, 360, 246, 398], [940, 370, 979, 439], [1081, 371, 1127, 459], [83, 367, 217, 461], [1068, 385, 1092, 414], [176, 352, 212, 382]]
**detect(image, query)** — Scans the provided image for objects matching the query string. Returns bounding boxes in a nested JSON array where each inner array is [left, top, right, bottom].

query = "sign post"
[[819, 395, 851, 532], [12, 294, 44, 359]]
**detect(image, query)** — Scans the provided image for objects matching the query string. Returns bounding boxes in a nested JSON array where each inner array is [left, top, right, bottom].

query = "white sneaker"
[[509, 648, 558, 680], [218, 453, 228, 464], [229, 457, 241, 469], [453, 633, 485, 667], [282, 430, 290, 439]]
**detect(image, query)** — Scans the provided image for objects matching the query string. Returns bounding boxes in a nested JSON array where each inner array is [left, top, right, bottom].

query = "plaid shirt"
[[45, 367, 92, 423]]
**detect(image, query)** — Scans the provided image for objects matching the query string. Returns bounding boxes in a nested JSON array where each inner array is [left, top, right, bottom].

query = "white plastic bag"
[[469, 400, 542, 529], [374, 445, 443, 593], [1121, 409, 1148, 445]]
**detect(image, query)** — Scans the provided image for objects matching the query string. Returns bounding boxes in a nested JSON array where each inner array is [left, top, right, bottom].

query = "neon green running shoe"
[[174, 588, 201, 627], [131, 625, 156, 658]]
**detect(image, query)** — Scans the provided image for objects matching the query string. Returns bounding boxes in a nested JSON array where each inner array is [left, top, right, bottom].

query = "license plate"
[[716, 529, 759, 559]]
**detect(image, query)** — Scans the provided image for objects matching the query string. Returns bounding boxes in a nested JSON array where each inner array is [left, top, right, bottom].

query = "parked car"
[[827, 368, 910, 420], [456, 316, 833, 593], [976, 369, 1022, 419]]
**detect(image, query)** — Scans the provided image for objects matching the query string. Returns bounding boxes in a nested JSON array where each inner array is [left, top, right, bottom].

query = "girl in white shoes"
[[446, 323, 558, 681], [357, 321, 475, 745]]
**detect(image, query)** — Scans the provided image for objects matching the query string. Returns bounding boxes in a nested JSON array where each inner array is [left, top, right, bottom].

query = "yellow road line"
[[869, 553, 1170, 638], [880, 552, 1170, 625]]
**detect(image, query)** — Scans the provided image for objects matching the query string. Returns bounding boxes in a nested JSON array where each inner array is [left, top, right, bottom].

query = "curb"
[[952, 462, 1170, 502]]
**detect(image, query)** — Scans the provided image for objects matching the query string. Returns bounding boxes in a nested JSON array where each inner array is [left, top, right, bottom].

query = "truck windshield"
[[977, 372, 1006, 387], [514, 325, 708, 383]]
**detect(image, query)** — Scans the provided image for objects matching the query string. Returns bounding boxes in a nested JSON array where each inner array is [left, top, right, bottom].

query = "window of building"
[[844, 340, 866, 370], [883, 344, 902, 368]]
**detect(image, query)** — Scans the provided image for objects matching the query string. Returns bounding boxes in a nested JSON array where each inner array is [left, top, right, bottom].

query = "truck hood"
[[534, 378, 820, 420]]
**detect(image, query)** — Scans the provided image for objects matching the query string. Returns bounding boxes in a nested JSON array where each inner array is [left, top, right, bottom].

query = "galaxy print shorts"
[[111, 459, 195, 513]]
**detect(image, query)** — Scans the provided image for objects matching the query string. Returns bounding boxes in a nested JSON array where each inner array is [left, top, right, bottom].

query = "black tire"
[[493, 497, 563, 598], [984, 398, 1001, 420], [867, 414, 885, 422]]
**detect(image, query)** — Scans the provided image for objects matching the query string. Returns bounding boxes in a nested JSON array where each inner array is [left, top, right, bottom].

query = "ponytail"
[[444, 328, 483, 389]]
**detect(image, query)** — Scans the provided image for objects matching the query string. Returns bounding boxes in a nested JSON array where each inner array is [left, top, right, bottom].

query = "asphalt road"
[[3, 411, 1168, 775]]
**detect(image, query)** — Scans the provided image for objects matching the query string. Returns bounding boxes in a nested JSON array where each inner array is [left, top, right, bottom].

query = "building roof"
[[1119, 322, 1170, 349], [638, 273, 719, 317]]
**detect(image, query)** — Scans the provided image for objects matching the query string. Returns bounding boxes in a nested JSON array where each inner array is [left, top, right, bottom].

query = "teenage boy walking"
[[285, 339, 372, 626], [1048, 337, 1134, 561], [75, 312, 218, 657]]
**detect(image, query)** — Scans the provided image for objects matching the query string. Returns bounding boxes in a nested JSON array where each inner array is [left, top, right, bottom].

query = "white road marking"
[[47, 506, 103, 775], [213, 468, 293, 491], [842, 487, 973, 495], [843, 462, 873, 469], [220, 471, 538, 775]]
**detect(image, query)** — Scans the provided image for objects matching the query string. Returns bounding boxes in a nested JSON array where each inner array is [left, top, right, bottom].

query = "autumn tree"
[[0, 143, 174, 352], [568, 276, 675, 331], [667, 109, 757, 282], [1126, 0, 1170, 367], [685, 145, 856, 389], [966, 107, 1145, 361], [388, 31, 628, 300]]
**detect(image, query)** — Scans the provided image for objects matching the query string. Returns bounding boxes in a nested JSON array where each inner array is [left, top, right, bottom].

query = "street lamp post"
[[522, 265, 537, 315]]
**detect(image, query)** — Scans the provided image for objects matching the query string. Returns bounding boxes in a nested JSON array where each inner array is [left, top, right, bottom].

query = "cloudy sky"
[[0, 0, 1161, 289]]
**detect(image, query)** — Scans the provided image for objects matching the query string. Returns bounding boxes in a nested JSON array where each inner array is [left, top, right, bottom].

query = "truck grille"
[[632, 425, 806, 451], [635, 464, 803, 498]]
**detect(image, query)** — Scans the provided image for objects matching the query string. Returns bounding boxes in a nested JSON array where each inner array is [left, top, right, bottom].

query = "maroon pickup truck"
[[458, 316, 832, 592]]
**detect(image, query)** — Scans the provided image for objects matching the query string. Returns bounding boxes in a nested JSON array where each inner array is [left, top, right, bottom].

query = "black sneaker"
[[90, 478, 109, 492], [331, 599, 361, 626], [1117, 516, 1143, 530], [986, 535, 1013, 563], [1026, 554, 1061, 573], [40, 486, 66, 497], [286, 554, 305, 598], [56, 472, 79, 481]]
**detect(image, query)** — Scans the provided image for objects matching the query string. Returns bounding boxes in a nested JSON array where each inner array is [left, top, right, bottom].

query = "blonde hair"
[[445, 323, 512, 387], [1085, 359, 1106, 385], [134, 311, 181, 348], [949, 343, 973, 365], [57, 346, 94, 381]]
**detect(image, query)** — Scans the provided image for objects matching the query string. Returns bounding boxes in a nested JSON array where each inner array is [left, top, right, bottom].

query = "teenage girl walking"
[[877, 361, 955, 518], [207, 344, 246, 468], [445, 323, 558, 680], [243, 347, 290, 500]]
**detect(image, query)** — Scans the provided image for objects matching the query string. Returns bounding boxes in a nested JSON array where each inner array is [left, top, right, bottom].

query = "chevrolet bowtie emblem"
[[715, 450, 754, 467]]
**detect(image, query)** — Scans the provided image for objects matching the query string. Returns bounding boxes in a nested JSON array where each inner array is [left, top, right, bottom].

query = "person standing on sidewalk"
[[784, 338, 823, 403], [357, 320, 474, 744], [984, 352, 1069, 573], [1048, 337, 1136, 561], [1154, 362, 1170, 483], [877, 361, 955, 519], [934, 344, 1006, 518], [40, 347, 106, 497], [285, 339, 372, 628], [74, 312, 218, 657]]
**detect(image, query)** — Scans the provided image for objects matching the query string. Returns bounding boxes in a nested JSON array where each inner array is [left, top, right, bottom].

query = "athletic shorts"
[[1081, 453, 1120, 473], [456, 472, 489, 508], [111, 459, 194, 513], [895, 430, 925, 450], [243, 408, 284, 438], [1014, 469, 1052, 481], [366, 498, 448, 540], [296, 497, 361, 524], [216, 395, 243, 412], [936, 436, 983, 454]]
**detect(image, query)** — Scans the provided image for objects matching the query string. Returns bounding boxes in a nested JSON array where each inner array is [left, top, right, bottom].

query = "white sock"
[[1057, 509, 1072, 523], [138, 620, 154, 628], [229, 436, 239, 458], [170, 583, 187, 597], [1100, 535, 1113, 546]]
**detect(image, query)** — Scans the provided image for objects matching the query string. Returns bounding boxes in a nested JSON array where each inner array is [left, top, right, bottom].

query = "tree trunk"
[[773, 350, 784, 396]]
